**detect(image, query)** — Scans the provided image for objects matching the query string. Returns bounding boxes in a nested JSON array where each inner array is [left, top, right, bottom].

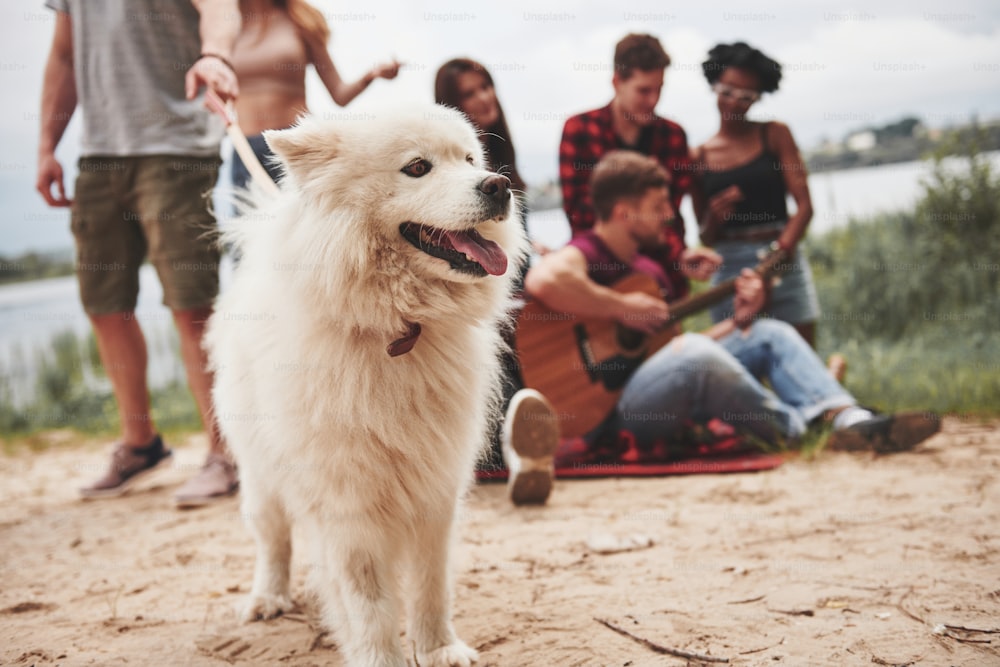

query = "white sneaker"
[[502, 389, 560, 505], [173, 453, 239, 508]]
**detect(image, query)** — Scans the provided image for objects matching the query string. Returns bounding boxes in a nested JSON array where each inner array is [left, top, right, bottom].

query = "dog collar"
[[387, 321, 422, 357]]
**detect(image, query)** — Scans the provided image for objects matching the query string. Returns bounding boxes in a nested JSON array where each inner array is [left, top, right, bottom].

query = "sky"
[[1, 0, 998, 255]]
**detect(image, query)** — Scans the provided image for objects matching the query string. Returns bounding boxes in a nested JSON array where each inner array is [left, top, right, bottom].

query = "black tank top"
[[701, 123, 788, 230]]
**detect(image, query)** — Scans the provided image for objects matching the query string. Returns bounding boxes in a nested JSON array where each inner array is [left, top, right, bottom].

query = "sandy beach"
[[2, 417, 999, 666]]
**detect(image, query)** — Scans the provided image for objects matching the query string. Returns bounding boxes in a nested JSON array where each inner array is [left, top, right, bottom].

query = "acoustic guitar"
[[514, 252, 786, 437]]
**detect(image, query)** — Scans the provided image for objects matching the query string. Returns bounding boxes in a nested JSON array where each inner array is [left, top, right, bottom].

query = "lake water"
[[3, 152, 997, 405], [0, 263, 213, 406]]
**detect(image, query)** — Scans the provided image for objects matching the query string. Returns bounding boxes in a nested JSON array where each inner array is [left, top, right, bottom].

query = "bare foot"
[[827, 353, 847, 383]]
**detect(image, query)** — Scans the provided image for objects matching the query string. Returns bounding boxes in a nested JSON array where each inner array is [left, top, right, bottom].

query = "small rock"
[[586, 533, 654, 555]]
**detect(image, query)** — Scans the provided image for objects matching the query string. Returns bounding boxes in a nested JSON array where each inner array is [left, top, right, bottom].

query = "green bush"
[[808, 132, 999, 415], [0, 328, 203, 444]]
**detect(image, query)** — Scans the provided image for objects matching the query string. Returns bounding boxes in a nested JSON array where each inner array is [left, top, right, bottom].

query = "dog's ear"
[[264, 121, 338, 178]]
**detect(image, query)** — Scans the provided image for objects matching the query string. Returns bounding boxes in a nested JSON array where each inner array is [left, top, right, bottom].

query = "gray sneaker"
[[502, 389, 560, 505], [828, 411, 941, 454], [79, 436, 173, 499], [174, 453, 239, 508]]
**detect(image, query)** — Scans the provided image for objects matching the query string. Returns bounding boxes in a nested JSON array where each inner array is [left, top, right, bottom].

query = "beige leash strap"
[[205, 90, 280, 195]]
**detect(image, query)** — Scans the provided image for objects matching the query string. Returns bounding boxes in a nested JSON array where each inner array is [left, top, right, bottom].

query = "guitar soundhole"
[[573, 324, 600, 382], [616, 326, 646, 352]]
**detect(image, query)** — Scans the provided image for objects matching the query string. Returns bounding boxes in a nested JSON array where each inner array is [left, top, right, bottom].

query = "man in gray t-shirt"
[[36, 0, 242, 507]]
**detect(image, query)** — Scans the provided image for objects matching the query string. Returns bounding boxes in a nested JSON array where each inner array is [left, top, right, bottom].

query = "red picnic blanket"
[[476, 419, 785, 481]]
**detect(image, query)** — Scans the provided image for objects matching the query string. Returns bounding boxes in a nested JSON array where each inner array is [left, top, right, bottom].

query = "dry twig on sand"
[[738, 637, 785, 655], [593, 617, 729, 663], [726, 595, 765, 605], [943, 624, 1000, 635], [768, 608, 815, 617]]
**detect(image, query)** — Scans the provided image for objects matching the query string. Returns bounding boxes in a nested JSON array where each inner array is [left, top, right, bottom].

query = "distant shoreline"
[[804, 121, 1000, 173], [5, 147, 999, 287], [0, 249, 75, 287]]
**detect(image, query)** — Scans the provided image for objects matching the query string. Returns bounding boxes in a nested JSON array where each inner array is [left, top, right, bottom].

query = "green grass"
[[0, 326, 204, 453], [817, 328, 1000, 417], [808, 133, 999, 417]]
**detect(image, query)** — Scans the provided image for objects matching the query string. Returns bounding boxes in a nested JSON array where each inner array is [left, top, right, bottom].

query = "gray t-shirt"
[[46, 0, 224, 157]]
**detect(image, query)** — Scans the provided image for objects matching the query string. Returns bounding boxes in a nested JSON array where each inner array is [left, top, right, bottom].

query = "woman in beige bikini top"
[[229, 0, 400, 187]]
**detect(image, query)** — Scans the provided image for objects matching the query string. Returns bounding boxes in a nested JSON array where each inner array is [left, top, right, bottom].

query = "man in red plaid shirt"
[[560, 33, 710, 298]]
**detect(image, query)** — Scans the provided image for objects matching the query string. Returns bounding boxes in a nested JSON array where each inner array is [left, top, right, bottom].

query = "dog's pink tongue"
[[445, 229, 508, 276]]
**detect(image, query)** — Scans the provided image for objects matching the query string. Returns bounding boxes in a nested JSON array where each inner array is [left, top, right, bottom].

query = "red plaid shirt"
[[559, 103, 694, 297]]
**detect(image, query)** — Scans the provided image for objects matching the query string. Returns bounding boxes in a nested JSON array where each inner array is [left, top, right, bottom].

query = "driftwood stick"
[[944, 633, 992, 645], [897, 590, 996, 647], [896, 587, 928, 625], [593, 617, 729, 663], [738, 637, 785, 655], [767, 608, 815, 617], [726, 595, 765, 605], [944, 624, 1000, 634]]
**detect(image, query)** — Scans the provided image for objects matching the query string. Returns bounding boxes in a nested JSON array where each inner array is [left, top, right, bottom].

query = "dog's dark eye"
[[402, 159, 432, 178], [466, 155, 475, 165]]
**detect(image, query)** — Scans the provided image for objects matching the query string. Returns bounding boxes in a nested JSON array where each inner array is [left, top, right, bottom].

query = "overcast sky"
[[2, 0, 998, 254]]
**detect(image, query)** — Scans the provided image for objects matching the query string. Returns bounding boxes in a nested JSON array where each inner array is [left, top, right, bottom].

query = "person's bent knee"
[[669, 333, 743, 379], [747, 318, 799, 344]]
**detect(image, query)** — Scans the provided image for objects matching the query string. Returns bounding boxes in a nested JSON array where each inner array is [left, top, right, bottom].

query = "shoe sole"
[[828, 412, 941, 454], [79, 450, 174, 499], [174, 483, 240, 509], [505, 390, 560, 505], [883, 412, 941, 453], [509, 470, 554, 506]]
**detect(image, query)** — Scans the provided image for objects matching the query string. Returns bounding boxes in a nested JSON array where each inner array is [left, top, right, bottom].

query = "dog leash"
[[205, 90, 281, 195]]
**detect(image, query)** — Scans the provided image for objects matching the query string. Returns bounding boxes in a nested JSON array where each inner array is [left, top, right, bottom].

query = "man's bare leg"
[[89, 311, 156, 444], [172, 306, 224, 456], [79, 312, 172, 498], [172, 306, 238, 507]]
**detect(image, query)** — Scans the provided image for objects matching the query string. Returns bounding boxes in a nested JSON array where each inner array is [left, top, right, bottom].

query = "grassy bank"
[[808, 136, 999, 415], [0, 327, 203, 452]]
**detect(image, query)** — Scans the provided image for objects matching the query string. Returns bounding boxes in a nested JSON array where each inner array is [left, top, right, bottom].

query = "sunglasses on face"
[[712, 82, 760, 104]]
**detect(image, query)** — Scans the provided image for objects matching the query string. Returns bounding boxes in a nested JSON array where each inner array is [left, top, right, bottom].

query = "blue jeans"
[[612, 320, 855, 446], [230, 133, 283, 191]]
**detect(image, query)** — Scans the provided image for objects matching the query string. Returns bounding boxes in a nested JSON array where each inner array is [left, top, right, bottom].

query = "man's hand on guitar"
[[618, 292, 669, 334], [733, 268, 767, 329], [678, 246, 723, 281]]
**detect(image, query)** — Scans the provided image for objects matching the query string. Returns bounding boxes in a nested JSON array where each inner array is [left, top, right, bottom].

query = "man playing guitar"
[[517, 150, 940, 460]]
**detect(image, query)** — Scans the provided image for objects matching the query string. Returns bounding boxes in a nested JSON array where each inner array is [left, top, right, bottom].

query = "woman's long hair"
[[284, 0, 330, 44], [241, 0, 331, 45], [435, 58, 525, 193]]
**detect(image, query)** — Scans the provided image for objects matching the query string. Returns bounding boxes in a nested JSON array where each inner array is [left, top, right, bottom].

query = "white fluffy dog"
[[206, 105, 526, 666]]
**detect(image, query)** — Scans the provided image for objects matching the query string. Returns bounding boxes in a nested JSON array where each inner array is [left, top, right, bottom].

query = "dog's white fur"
[[206, 106, 527, 667]]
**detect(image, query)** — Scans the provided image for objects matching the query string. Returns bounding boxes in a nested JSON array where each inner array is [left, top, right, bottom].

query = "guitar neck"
[[664, 277, 737, 324], [660, 250, 785, 326]]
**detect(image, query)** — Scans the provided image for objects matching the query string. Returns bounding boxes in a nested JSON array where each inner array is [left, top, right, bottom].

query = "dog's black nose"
[[478, 174, 511, 204]]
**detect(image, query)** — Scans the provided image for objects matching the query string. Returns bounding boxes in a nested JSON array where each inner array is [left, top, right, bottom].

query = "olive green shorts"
[[71, 155, 221, 315]]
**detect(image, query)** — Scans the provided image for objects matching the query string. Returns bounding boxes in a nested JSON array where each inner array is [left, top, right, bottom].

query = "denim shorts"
[[71, 155, 221, 314], [708, 240, 821, 325]]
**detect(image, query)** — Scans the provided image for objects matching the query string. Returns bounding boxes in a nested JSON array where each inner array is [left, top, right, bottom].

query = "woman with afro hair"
[[691, 42, 822, 348]]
